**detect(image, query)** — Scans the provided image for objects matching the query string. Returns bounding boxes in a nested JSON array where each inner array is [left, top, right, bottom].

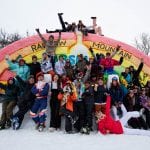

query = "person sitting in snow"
[[30, 72, 49, 132], [97, 95, 150, 136]]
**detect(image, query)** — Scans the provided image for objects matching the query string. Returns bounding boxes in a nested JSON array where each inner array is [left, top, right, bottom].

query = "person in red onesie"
[[97, 95, 150, 136]]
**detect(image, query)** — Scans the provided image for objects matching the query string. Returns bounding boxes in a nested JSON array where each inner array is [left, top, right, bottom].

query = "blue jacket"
[[7, 60, 30, 81], [31, 83, 49, 99]]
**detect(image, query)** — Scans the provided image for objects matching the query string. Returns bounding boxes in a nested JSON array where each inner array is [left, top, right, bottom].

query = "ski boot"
[[12, 117, 20, 130], [0, 123, 5, 130], [80, 126, 90, 135], [5, 119, 11, 129], [67, 115, 78, 125], [38, 123, 45, 132]]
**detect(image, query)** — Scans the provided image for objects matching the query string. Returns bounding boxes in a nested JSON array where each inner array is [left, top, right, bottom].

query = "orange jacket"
[[58, 92, 77, 112]]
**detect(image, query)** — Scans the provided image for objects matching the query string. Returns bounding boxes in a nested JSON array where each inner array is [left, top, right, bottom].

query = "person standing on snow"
[[30, 72, 49, 132]]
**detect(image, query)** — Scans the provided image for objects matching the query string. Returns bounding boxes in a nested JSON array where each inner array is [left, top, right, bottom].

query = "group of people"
[[0, 15, 150, 136], [46, 13, 103, 36]]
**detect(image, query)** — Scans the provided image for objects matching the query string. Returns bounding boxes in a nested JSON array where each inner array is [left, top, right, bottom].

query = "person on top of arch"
[[100, 45, 123, 75], [35, 28, 61, 56]]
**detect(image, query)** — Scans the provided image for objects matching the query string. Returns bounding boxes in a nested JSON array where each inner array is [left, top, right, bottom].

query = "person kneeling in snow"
[[30, 72, 49, 132], [12, 75, 35, 130], [58, 81, 77, 134], [96, 95, 150, 136]]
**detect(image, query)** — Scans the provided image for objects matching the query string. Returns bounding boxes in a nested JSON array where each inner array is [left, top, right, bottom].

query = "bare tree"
[[135, 33, 150, 55], [0, 29, 22, 49]]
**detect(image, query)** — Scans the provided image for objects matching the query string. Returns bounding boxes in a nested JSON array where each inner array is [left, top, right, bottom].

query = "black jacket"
[[28, 62, 41, 79], [94, 85, 107, 103], [16, 76, 35, 107], [82, 86, 94, 104], [0, 80, 18, 101]]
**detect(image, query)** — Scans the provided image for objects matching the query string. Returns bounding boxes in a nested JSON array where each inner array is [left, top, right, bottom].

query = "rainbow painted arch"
[[0, 32, 150, 82]]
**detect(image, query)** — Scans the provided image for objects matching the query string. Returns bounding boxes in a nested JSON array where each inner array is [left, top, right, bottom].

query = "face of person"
[[49, 36, 54, 42], [78, 56, 82, 61], [98, 79, 103, 85], [85, 83, 90, 89], [66, 61, 70, 66], [8, 79, 13, 85], [42, 54, 47, 59], [112, 80, 117, 86], [62, 75, 66, 79], [125, 68, 129, 73], [19, 61, 25, 66], [141, 89, 146, 95], [32, 58, 37, 63], [29, 78, 35, 84], [89, 58, 94, 63], [38, 76, 44, 81], [106, 54, 111, 58], [92, 77, 97, 81], [130, 67, 134, 71], [54, 75, 59, 81], [129, 90, 134, 97], [59, 57, 64, 62]]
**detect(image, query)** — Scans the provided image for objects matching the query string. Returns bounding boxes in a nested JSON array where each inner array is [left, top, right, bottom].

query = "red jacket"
[[98, 96, 123, 134], [100, 58, 120, 70]]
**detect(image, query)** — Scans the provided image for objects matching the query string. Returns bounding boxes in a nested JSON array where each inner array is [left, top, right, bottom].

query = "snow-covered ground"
[[0, 105, 150, 150]]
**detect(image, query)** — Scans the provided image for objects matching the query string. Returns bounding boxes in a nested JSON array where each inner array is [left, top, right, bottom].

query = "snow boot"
[[38, 124, 45, 132], [80, 126, 90, 135], [5, 119, 11, 129], [12, 117, 20, 130], [0, 123, 5, 130]]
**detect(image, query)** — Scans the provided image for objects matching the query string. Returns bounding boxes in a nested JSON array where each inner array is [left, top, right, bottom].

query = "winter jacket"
[[76, 60, 87, 72], [98, 96, 123, 134], [130, 62, 143, 87], [124, 95, 141, 111], [0, 80, 18, 101], [28, 62, 41, 79], [65, 65, 74, 80], [16, 76, 35, 107], [7, 60, 30, 81], [82, 86, 94, 104], [31, 82, 49, 99], [55, 60, 65, 75], [100, 57, 123, 73], [121, 72, 132, 84], [58, 92, 77, 112], [41, 59, 53, 73], [139, 95, 150, 111], [109, 86, 123, 105], [94, 85, 107, 103]]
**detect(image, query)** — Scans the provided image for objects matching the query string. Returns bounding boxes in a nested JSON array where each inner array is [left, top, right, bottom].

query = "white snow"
[[0, 104, 150, 150]]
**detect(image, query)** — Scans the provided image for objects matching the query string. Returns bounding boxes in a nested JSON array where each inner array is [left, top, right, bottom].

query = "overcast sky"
[[0, 0, 150, 46]]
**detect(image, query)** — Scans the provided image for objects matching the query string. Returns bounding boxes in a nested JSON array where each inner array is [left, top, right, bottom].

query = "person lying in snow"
[[96, 94, 150, 136]]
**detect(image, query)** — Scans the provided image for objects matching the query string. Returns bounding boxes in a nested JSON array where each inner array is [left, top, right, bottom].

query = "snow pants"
[[30, 98, 47, 125], [120, 111, 150, 136]]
